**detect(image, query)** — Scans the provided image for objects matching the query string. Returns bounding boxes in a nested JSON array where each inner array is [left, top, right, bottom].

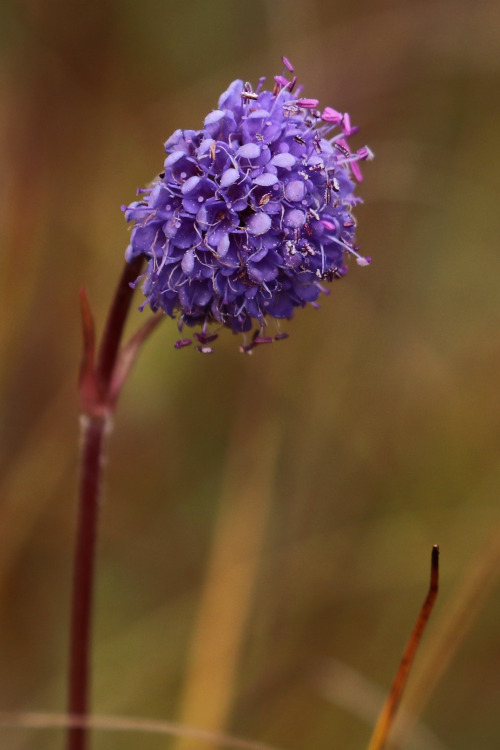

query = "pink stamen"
[[253, 336, 273, 344], [351, 161, 363, 182], [194, 331, 218, 344], [357, 145, 374, 161], [297, 98, 319, 109], [321, 107, 343, 124], [321, 219, 336, 231], [341, 112, 354, 135]]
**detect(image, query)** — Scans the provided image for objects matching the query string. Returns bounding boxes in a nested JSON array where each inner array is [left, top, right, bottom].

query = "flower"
[[123, 58, 373, 353]]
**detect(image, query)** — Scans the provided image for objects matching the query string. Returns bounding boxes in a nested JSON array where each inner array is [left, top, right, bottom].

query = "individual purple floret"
[[123, 58, 373, 352]]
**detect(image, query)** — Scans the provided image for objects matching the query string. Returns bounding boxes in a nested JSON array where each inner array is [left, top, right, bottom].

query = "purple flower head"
[[123, 58, 373, 353]]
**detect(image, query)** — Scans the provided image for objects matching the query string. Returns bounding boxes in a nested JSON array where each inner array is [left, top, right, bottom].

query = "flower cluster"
[[123, 58, 372, 352]]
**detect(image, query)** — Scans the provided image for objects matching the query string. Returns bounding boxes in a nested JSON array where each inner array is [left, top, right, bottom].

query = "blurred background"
[[1, 0, 500, 748]]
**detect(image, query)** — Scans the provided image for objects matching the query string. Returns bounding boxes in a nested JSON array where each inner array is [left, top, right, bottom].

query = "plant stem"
[[67, 256, 143, 750], [96, 258, 144, 393], [67, 414, 107, 750], [366, 545, 440, 750]]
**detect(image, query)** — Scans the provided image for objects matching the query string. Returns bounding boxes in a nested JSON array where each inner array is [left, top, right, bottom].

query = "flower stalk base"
[[66, 256, 157, 750]]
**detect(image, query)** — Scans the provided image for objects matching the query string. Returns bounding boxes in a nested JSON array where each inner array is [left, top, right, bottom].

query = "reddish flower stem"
[[96, 258, 144, 394], [67, 414, 106, 750], [67, 256, 143, 750]]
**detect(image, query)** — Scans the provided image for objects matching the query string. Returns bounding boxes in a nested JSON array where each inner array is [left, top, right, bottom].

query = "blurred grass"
[[1, 0, 500, 749]]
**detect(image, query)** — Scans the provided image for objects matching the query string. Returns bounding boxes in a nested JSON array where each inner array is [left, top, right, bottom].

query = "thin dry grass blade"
[[366, 545, 440, 750], [0, 711, 285, 750]]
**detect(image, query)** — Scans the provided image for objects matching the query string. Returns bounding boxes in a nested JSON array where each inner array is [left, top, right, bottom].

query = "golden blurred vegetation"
[[1, 1, 500, 748]]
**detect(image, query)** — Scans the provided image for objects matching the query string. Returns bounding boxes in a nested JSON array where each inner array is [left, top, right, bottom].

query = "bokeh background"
[[1, 1, 500, 749]]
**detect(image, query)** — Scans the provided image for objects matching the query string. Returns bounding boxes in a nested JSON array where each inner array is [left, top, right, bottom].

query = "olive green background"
[[1, 1, 500, 749]]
